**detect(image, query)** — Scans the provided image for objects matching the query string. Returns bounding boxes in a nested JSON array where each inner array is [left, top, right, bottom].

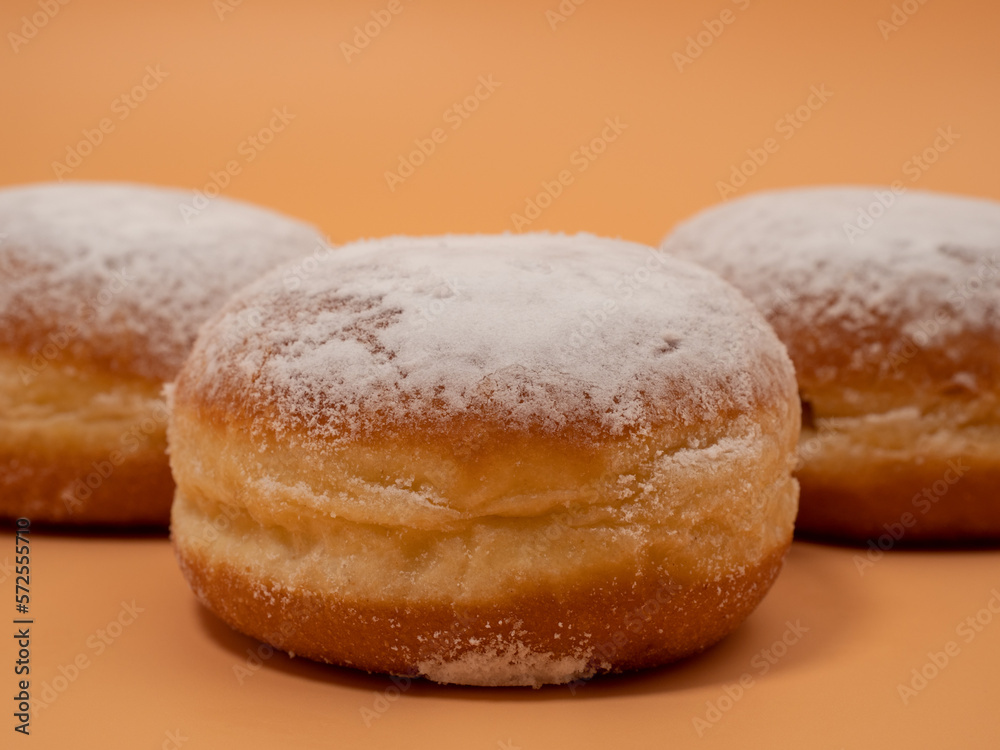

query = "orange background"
[[2, 0, 999, 748]]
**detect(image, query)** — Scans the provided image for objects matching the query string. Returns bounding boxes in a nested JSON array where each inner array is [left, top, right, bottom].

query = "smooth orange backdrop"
[[2, 1, 999, 748], [3, 0, 999, 243]]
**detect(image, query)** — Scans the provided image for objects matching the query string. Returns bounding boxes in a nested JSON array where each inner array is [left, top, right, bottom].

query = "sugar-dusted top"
[[663, 186, 1000, 338], [662, 187, 1000, 409], [178, 233, 797, 442], [0, 181, 326, 380]]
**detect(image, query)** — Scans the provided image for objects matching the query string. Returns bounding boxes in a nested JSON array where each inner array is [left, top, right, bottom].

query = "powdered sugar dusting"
[[416, 641, 595, 687], [183, 233, 795, 441], [0, 181, 326, 379], [662, 186, 1000, 339]]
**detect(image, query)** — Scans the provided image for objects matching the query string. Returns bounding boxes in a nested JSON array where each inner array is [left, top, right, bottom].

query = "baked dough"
[[170, 233, 800, 686], [664, 186, 1000, 542], [0, 181, 325, 525]]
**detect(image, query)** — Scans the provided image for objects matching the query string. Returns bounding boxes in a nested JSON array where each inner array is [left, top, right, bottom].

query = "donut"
[[169, 233, 800, 686], [663, 186, 1000, 542], [0, 181, 326, 525]]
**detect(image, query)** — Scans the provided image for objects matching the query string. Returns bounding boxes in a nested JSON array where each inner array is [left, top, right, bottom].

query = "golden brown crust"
[[0, 444, 173, 526], [796, 453, 1000, 543], [777, 315, 1000, 419], [0, 285, 178, 384], [176, 539, 788, 685]]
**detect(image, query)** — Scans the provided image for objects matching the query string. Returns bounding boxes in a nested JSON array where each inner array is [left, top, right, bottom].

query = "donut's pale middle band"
[[0, 353, 173, 523], [170, 405, 799, 604], [796, 398, 1000, 539], [0, 354, 164, 433]]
